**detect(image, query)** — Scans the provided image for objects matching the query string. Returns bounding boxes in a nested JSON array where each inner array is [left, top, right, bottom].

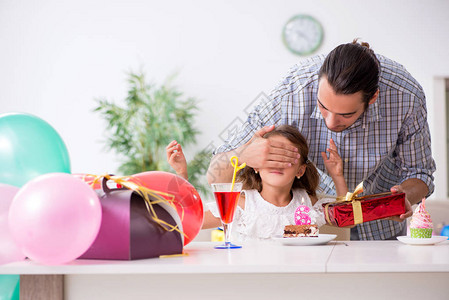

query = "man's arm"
[[389, 178, 429, 222], [396, 178, 429, 206], [387, 91, 435, 222], [206, 149, 241, 184], [207, 125, 300, 184]]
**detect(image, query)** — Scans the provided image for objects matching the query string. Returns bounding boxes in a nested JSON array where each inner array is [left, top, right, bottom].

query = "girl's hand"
[[321, 138, 344, 179], [166, 140, 188, 180]]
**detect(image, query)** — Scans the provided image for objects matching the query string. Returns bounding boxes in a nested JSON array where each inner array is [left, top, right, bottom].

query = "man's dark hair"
[[318, 39, 380, 109]]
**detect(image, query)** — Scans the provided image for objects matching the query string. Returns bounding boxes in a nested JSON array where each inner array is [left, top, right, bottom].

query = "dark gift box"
[[80, 177, 183, 260], [323, 192, 406, 227]]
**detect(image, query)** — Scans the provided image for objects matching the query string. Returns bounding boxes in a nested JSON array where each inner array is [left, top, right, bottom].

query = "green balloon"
[[0, 275, 20, 300], [0, 113, 71, 187]]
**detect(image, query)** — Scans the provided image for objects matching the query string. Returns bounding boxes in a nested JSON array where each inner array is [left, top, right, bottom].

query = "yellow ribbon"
[[86, 174, 186, 239], [230, 156, 246, 191], [159, 252, 189, 258], [325, 182, 365, 225]]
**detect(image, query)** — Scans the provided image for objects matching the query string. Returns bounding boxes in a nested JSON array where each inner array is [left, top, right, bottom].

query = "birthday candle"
[[295, 198, 311, 225]]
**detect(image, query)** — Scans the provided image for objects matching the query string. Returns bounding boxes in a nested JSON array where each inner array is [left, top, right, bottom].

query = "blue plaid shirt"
[[214, 54, 436, 240]]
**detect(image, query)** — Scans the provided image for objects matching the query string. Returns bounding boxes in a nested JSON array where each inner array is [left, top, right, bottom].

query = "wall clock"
[[282, 14, 324, 56]]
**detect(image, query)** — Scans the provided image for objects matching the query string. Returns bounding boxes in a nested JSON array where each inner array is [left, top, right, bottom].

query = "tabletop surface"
[[1, 240, 448, 275]]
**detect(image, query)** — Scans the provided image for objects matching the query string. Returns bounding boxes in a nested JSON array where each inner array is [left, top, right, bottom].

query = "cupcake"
[[409, 198, 433, 238]]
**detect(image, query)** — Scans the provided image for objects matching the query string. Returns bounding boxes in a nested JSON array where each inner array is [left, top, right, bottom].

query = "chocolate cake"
[[283, 224, 319, 237]]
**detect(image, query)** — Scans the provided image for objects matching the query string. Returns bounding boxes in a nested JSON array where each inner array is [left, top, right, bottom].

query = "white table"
[[1, 240, 449, 300]]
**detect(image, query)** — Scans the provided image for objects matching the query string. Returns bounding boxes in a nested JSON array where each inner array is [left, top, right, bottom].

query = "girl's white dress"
[[206, 188, 332, 242]]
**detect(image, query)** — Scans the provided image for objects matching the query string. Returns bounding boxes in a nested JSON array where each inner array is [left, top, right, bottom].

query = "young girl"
[[166, 125, 347, 241]]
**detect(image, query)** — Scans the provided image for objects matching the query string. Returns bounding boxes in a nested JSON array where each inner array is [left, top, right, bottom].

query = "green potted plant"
[[94, 71, 210, 195]]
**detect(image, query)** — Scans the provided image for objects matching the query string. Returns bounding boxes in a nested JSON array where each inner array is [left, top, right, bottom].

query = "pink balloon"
[[8, 173, 102, 264], [0, 183, 25, 264]]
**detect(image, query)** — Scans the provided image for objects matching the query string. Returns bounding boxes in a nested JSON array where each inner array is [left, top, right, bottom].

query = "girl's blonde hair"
[[237, 125, 319, 196]]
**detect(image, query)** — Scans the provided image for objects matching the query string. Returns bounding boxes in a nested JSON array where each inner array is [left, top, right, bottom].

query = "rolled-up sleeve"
[[395, 95, 436, 196]]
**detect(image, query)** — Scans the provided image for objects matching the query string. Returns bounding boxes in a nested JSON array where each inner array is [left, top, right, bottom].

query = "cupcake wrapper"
[[410, 228, 433, 238]]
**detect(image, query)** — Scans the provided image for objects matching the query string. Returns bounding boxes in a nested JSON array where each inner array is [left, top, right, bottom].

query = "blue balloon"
[[0, 113, 71, 187], [440, 225, 449, 237], [0, 275, 20, 300]]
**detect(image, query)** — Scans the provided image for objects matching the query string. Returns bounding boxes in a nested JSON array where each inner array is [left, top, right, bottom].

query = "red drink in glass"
[[214, 191, 240, 224], [210, 182, 242, 249]]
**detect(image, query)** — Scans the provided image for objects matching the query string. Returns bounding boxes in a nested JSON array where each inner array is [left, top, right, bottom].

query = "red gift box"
[[323, 192, 406, 227]]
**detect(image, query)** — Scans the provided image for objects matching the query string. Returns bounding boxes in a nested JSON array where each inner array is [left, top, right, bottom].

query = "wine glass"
[[211, 182, 242, 249]]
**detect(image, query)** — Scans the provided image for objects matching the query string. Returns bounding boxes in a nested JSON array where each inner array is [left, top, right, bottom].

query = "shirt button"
[[344, 159, 349, 163]]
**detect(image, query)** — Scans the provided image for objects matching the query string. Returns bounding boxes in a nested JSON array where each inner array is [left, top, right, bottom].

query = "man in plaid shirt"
[[207, 40, 436, 240]]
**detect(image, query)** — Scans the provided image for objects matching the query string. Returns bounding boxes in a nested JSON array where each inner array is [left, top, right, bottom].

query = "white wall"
[[1, 0, 448, 197]]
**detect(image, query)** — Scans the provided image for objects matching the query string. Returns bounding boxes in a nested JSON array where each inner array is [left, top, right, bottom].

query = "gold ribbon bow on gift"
[[324, 182, 395, 226], [325, 182, 365, 225]]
